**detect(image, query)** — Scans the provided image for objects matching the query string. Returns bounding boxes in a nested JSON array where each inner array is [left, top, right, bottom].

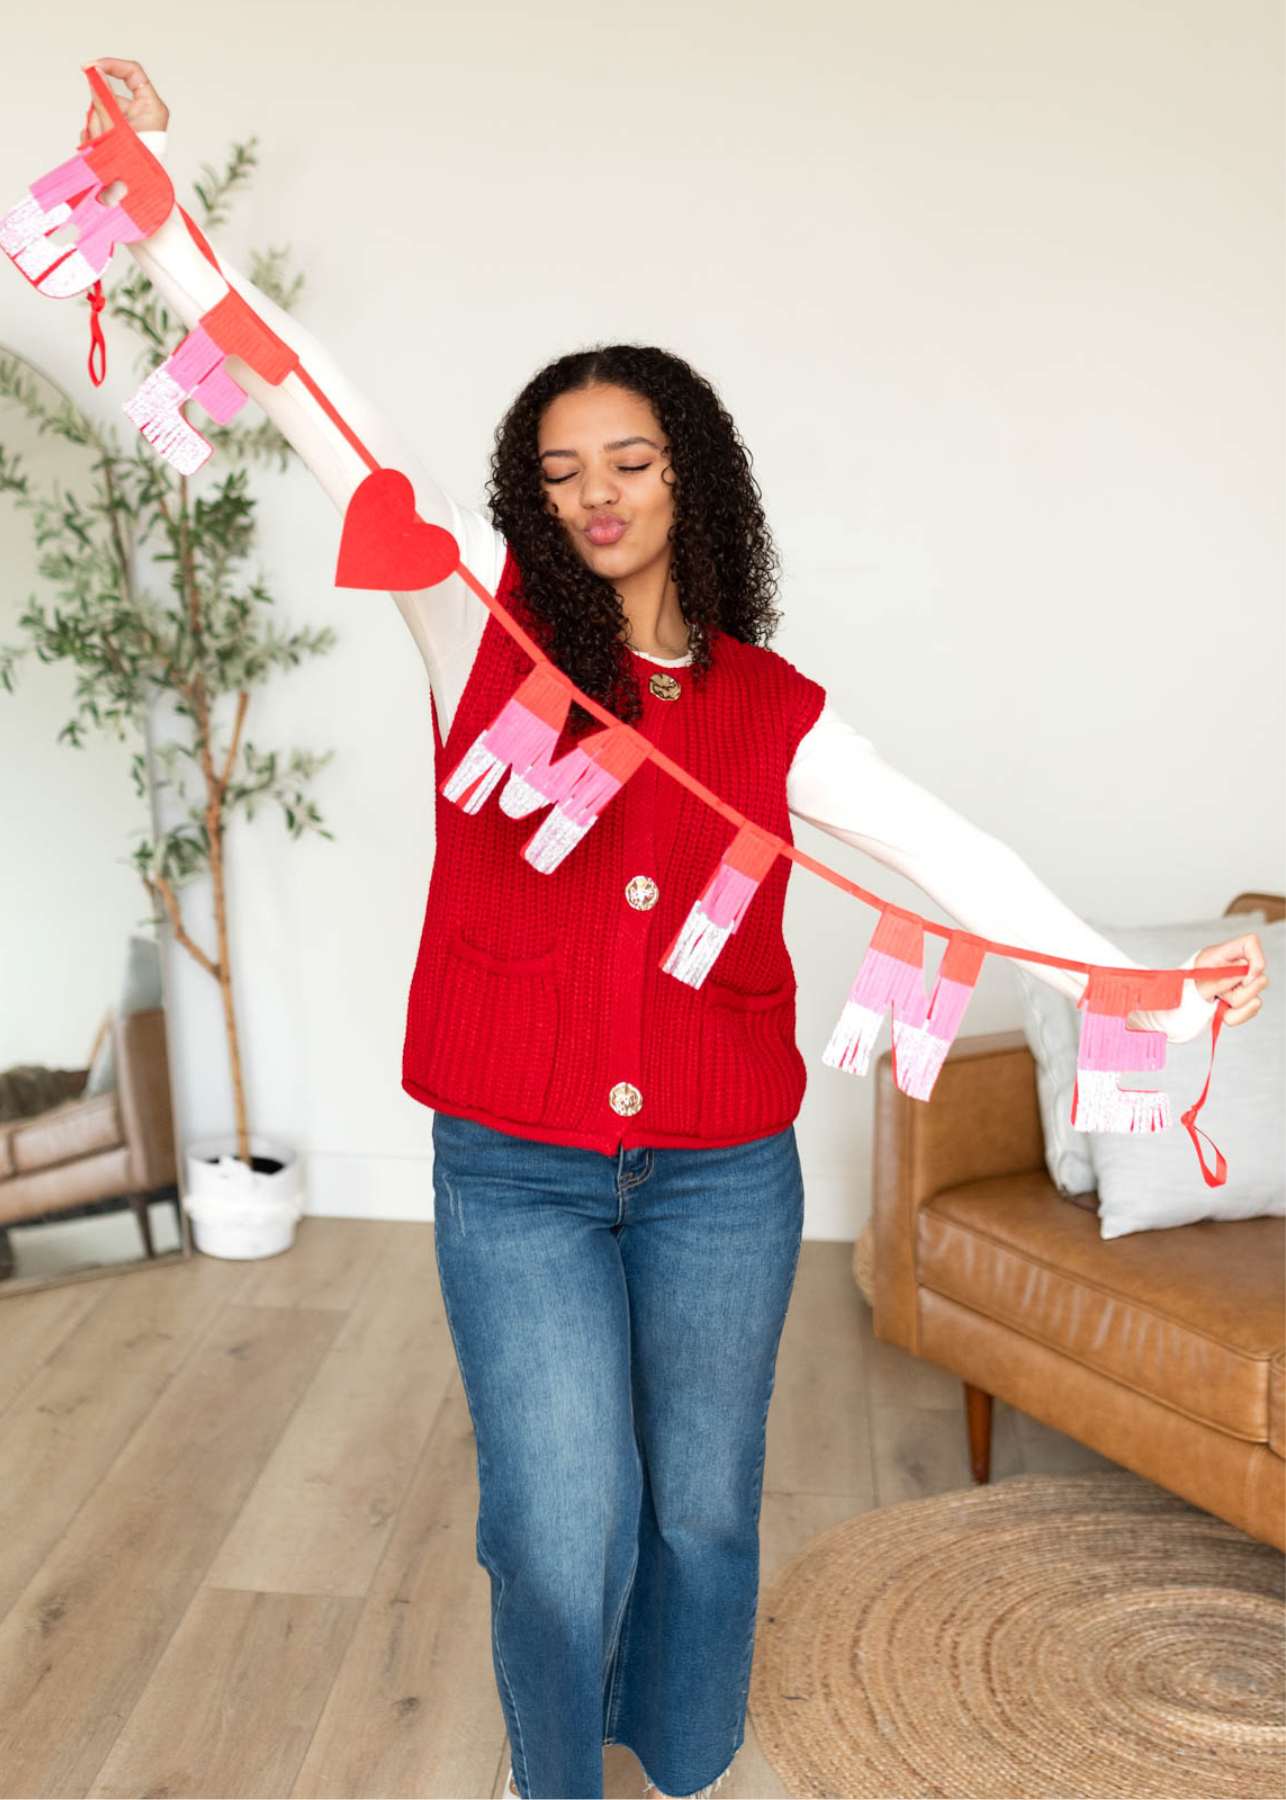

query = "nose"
[[578, 465, 620, 508]]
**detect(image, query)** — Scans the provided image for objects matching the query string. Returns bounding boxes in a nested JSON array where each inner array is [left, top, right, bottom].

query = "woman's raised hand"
[[1193, 931, 1269, 1026], [79, 57, 169, 143]]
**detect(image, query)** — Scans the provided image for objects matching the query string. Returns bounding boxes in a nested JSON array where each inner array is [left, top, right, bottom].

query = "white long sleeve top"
[[120, 130, 1217, 1044]]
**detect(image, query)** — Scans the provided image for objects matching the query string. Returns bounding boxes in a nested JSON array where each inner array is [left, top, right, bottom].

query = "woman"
[[83, 58, 1266, 1800]]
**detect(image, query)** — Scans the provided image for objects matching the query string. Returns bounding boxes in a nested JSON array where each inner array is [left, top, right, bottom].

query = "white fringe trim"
[[499, 768, 549, 818], [661, 905, 734, 987], [891, 1017, 951, 1099], [122, 366, 212, 476], [32, 241, 96, 299], [822, 998, 883, 1075], [1073, 1068, 1173, 1133], [0, 191, 70, 258], [441, 736, 506, 813], [523, 805, 592, 872]]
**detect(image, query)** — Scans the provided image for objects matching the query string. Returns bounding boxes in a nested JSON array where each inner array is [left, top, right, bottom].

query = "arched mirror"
[[0, 345, 188, 1295]]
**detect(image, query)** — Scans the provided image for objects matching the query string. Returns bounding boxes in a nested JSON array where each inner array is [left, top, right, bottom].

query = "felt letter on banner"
[[660, 821, 783, 988], [1071, 966, 1184, 1134], [122, 289, 301, 475], [822, 908, 987, 1098], [1, 124, 173, 297], [500, 724, 651, 871], [442, 663, 575, 817]]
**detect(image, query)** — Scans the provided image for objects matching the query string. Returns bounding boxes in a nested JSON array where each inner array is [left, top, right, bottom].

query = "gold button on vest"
[[625, 875, 659, 910], [648, 670, 681, 701], [609, 1081, 643, 1116]]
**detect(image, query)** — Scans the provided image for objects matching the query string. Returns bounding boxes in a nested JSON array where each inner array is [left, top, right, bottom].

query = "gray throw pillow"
[[1008, 911, 1268, 1206]]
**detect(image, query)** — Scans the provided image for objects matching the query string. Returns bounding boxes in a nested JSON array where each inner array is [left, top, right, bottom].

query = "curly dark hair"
[[484, 344, 785, 740]]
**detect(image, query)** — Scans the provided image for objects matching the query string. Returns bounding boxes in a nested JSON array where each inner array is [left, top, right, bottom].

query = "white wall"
[[3, 0, 1281, 1236], [0, 403, 152, 1070]]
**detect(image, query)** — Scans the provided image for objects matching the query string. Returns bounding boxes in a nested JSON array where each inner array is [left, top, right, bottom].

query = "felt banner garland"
[[441, 662, 574, 815], [0, 101, 171, 295], [496, 725, 652, 873], [823, 908, 988, 1099], [1071, 967, 1182, 1135], [661, 821, 784, 988], [123, 287, 301, 473], [2, 64, 1253, 1189]]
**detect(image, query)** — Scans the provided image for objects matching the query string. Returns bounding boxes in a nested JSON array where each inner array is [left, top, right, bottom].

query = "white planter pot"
[[183, 1133, 305, 1260]]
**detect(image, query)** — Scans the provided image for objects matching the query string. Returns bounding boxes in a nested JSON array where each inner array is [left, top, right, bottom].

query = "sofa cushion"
[[1271, 1351, 1285, 1460], [9, 1090, 124, 1173], [917, 1171, 1285, 1442]]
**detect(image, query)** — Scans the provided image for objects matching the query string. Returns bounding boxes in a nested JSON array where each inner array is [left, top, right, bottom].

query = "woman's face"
[[538, 383, 676, 579]]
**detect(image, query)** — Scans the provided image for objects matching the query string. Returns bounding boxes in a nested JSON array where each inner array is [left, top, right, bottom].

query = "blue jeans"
[[430, 1110, 806, 1800]]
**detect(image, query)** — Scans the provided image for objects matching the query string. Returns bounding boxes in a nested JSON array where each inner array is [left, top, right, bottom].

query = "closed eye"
[[544, 463, 652, 484]]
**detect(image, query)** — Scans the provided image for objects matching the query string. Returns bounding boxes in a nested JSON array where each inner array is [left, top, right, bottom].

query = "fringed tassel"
[[1070, 965, 1180, 1135], [2, 124, 171, 298], [519, 726, 650, 872], [660, 822, 782, 988], [441, 663, 573, 815], [1072, 1070, 1172, 1133], [823, 914, 985, 1095], [823, 908, 926, 1077], [124, 292, 298, 474], [891, 931, 986, 1098], [123, 324, 247, 475], [1, 152, 105, 294], [822, 996, 886, 1077]]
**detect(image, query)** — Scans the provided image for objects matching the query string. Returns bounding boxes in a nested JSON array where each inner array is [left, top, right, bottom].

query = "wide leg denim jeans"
[[430, 1109, 806, 1800]]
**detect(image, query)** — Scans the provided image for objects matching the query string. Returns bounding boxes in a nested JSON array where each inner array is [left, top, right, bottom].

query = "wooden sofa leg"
[[126, 1192, 156, 1258], [964, 1382, 993, 1483]]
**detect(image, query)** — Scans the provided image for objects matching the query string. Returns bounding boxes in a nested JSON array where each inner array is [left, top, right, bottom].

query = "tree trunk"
[[208, 813, 251, 1166]]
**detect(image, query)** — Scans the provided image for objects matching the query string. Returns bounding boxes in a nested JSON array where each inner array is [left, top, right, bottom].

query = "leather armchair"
[[866, 891, 1285, 1550], [0, 1006, 180, 1265]]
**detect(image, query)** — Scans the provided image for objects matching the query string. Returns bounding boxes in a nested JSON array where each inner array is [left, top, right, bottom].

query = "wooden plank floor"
[[0, 1218, 1118, 1799]]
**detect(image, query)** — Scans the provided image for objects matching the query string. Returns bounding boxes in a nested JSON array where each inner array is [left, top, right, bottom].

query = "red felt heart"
[[334, 468, 460, 590]]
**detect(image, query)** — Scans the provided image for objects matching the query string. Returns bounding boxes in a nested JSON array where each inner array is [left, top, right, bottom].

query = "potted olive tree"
[[0, 138, 336, 1258]]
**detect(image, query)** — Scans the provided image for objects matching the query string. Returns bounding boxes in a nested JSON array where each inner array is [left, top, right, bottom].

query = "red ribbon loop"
[[1179, 995, 1231, 1187], [86, 280, 107, 385]]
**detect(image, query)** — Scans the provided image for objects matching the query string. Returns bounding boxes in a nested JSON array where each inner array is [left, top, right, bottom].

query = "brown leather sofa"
[[866, 891, 1285, 1551], [0, 1006, 179, 1267]]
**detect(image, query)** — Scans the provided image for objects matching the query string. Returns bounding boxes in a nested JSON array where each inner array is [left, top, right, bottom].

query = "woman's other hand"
[[1193, 931, 1269, 1025], [79, 57, 169, 143]]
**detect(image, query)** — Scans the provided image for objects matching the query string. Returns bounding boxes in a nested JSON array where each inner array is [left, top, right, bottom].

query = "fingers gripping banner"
[[4, 62, 1252, 1188], [823, 907, 988, 1099]]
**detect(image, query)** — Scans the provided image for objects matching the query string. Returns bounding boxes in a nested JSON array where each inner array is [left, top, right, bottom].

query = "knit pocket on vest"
[[422, 931, 560, 1126], [697, 976, 804, 1139]]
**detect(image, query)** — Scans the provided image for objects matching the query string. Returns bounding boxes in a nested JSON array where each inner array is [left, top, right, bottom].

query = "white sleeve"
[[786, 701, 1219, 1044], [116, 129, 498, 744]]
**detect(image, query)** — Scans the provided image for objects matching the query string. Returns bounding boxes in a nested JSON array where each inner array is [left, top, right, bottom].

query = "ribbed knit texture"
[[402, 545, 828, 1154]]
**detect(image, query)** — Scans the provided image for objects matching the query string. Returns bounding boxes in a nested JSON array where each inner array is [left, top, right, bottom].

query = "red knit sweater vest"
[[401, 545, 828, 1155]]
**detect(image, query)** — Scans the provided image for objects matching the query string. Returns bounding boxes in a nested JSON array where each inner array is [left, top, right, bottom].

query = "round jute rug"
[[749, 1470, 1285, 1799]]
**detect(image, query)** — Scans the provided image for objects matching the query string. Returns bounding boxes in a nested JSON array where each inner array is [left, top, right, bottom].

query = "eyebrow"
[[538, 436, 661, 460]]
